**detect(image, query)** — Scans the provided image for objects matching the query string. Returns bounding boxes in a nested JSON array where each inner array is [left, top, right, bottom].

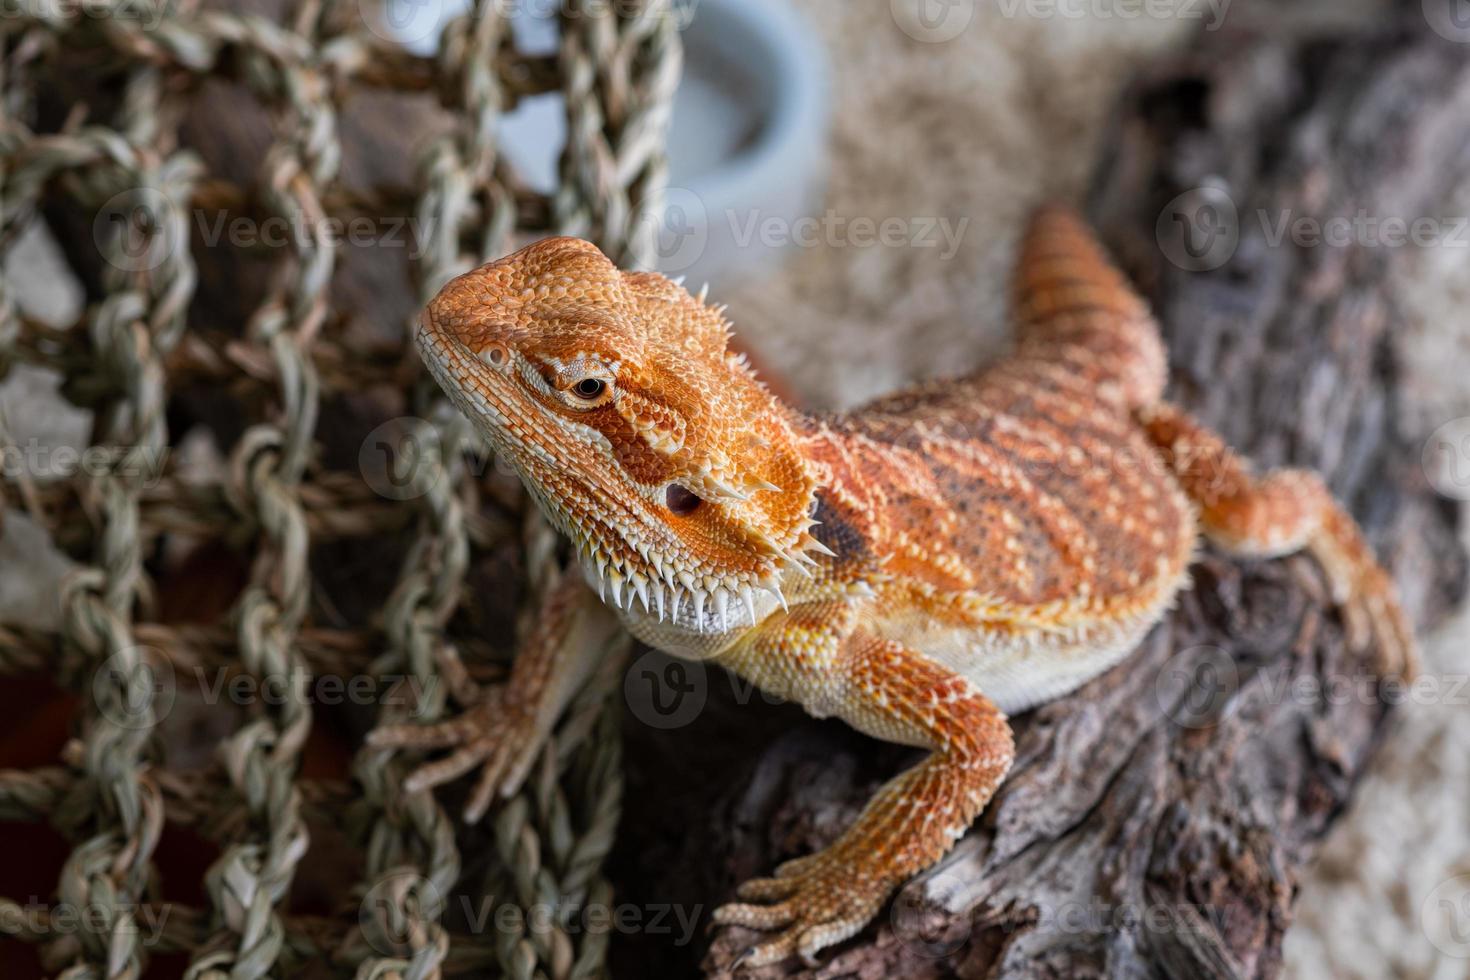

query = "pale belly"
[[872, 606, 1167, 714]]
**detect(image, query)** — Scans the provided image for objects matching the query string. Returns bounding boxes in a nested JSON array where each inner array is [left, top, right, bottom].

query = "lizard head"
[[418, 236, 824, 623]]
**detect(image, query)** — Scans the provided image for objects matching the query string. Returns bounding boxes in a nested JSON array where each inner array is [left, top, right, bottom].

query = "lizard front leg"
[[713, 601, 1015, 965], [368, 564, 626, 820]]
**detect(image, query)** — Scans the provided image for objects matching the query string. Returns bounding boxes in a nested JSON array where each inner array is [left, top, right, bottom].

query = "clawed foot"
[[1335, 569, 1418, 683], [1308, 516, 1418, 683], [367, 686, 538, 822], [713, 846, 894, 967]]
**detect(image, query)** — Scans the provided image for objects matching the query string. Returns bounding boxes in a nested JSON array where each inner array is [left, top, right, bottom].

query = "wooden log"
[[606, 19, 1470, 980]]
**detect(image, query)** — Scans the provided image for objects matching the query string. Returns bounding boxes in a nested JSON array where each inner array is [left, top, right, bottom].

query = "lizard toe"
[[374, 697, 539, 821], [735, 875, 800, 901], [773, 851, 827, 879], [713, 899, 798, 930], [402, 737, 494, 795], [366, 714, 476, 751], [717, 850, 894, 965], [724, 898, 877, 967]]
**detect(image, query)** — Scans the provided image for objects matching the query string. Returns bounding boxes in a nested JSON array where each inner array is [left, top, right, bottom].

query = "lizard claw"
[[712, 846, 892, 967], [1306, 507, 1419, 683], [368, 690, 537, 822]]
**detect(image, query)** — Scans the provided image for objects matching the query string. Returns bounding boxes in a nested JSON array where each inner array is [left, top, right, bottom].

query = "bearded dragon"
[[370, 206, 1413, 966]]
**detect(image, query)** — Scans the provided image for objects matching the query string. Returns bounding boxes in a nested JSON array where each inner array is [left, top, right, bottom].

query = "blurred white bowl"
[[378, 0, 829, 287]]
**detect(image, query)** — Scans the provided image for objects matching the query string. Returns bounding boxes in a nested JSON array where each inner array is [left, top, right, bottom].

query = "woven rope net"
[[0, 0, 680, 975]]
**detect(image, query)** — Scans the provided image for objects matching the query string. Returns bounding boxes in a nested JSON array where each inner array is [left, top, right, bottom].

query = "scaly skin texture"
[[371, 206, 1414, 966]]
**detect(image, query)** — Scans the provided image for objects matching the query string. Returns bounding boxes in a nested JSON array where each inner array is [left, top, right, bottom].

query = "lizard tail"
[[1012, 205, 1168, 410]]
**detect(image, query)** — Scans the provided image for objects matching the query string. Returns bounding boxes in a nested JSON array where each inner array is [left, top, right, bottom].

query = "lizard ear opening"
[[665, 483, 702, 516]]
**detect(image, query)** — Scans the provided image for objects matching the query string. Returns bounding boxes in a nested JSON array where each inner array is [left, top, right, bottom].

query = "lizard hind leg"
[[1137, 401, 1416, 680]]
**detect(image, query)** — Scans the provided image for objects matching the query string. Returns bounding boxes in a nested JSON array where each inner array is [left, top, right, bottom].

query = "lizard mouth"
[[570, 538, 791, 636]]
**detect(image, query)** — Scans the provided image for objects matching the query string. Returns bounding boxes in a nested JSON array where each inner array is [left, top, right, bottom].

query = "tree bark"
[[609, 20, 1470, 980]]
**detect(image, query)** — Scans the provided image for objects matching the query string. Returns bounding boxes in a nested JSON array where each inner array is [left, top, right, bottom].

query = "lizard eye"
[[572, 378, 606, 400], [665, 483, 701, 515], [480, 342, 509, 368]]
